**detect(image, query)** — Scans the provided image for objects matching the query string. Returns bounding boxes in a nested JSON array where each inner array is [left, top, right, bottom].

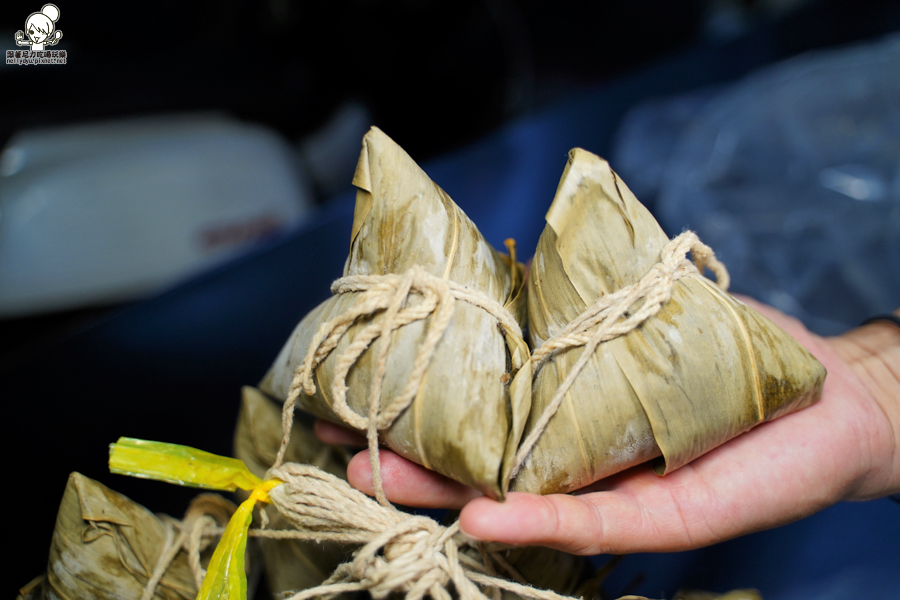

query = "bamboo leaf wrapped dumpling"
[[261, 127, 529, 499], [43, 473, 236, 599], [510, 148, 826, 495]]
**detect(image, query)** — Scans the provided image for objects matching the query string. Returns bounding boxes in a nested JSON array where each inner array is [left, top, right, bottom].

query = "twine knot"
[[530, 231, 728, 370], [263, 463, 577, 600], [260, 259, 581, 600], [275, 264, 522, 506], [345, 516, 464, 600], [258, 232, 726, 600], [511, 230, 729, 479]]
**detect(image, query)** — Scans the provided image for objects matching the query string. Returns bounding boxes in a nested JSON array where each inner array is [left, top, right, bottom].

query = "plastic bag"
[[616, 34, 900, 334]]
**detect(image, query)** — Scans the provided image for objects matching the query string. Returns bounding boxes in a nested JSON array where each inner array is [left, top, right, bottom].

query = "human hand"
[[321, 297, 900, 554]]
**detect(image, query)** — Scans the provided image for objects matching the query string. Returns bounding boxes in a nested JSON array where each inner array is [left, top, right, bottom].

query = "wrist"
[[828, 311, 900, 500]]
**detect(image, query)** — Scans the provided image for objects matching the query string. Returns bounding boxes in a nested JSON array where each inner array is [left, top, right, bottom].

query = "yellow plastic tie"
[[196, 478, 282, 600], [109, 437, 264, 491], [108, 437, 283, 600]]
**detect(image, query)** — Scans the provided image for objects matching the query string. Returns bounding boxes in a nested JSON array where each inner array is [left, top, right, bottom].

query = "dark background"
[[2, 0, 900, 597], [4, 0, 900, 162]]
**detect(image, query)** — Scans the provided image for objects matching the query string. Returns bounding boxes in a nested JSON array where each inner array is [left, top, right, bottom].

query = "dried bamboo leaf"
[[513, 149, 826, 494], [45, 473, 204, 599], [234, 386, 350, 480], [261, 127, 528, 499], [233, 386, 355, 597]]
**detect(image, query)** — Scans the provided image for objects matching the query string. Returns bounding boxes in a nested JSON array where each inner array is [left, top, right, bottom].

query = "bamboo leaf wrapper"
[[511, 149, 826, 494], [261, 127, 529, 499]]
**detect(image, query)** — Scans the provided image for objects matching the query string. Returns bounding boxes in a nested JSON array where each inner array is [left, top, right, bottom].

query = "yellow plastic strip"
[[108, 438, 285, 600], [109, 437, 263, 492], [197, 480, 282, 600]]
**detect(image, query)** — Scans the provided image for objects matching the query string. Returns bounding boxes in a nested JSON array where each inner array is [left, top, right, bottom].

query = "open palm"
[[328, 297, 900, 555]]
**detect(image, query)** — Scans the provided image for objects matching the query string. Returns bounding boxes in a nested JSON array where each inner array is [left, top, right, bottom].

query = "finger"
[[347, 449, 482, 509], [460, 492, 617, 554], [459, 471, 730, 555], [461, 395, 863, 555], [314, 419, 367, 447]]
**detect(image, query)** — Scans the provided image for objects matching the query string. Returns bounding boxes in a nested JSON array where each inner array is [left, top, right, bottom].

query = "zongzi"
[[44, 472, 236, 599], [510, 149, 826, 494], [261, 127, 529, 499]]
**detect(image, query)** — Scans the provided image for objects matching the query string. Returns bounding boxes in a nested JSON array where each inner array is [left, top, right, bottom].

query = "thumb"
[[459, 492, 614, 555]]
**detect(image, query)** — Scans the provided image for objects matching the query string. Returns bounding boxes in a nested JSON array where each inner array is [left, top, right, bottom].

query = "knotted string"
[[257, 262, 576, 600], [508, 231, 729, 480], [260, 463, 576, 600], [256, 233, 724, 600], [273, 264, 522, 506]]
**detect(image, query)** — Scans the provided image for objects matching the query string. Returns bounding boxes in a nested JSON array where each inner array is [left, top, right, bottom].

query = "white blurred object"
[[0, 114, 314, 317]]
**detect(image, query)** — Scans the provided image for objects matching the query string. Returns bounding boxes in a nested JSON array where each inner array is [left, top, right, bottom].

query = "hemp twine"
[[260, 463, 574, 600], [261, 263, 572, 600], [273, 264, 523, 506], [508, 230, 729, 479], [140, 493, 236, 600], [249, 232, 725, 600]]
